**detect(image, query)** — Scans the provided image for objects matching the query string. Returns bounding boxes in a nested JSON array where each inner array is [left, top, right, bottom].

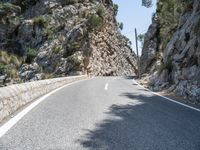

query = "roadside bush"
[[0, 50, 22, 67], [43, 27, 58, 40], [67, 54, 82, 68], [61, 0, 79, 6], [0, 63, 19, 78], [0, 51, 10, 64], [63, 42, 81, 58], [43, 73, 54, 79], [157, 60, 173, 75], [0, 63, 8, 74], [0, 2, 21, 15], [33, 16, 47, 27], [0, 50, 22, 79], [10, 55, 21, 67], [97, 4, 105, 17], [25, 48, 37, 64], [52, 45, 62, 54], [7, 68, 18, 78], [88, 14, 104, 30]]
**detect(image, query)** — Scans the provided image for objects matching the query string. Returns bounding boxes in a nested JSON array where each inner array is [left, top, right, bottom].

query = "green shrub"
[[63, 42, 81, 58], [88, 14, 104, 30], [43, 27, 58, 40], [157, 60, 173, 75], [181, 0, 193, 12], [33, 16, 47, 27], [43, 73, 54, 79], [71, 42, 81, 49], [25, 48, 37, 63], [138, 33, 145, 48], [17, 0, 38, 13], [0, 51, 10, 64], [67, 54, 82, 67], [118, 22, 124, 30], [97, 4, 105, 17], [113, 4, 118, 16], [61, 0, 79, 6], [0, 63, 8, 74], [155, 0, 189, 53], [142, 0, 153, 8], [10, 55, 21, 67], [0, 2, 21, 15], [0, 50, 22, 67], [0, 50, 22, 79], [52, 45, 62, 54], [0, 63, 18, 78], [7, 68, 18, 78]]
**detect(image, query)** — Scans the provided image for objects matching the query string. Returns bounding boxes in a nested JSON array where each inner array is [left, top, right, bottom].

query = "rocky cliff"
[[0, 0, 137, 86], [140, 0, 200, 104]]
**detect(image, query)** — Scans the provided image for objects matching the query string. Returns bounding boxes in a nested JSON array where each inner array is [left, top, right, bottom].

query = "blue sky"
[[112, 0, 157, 55]]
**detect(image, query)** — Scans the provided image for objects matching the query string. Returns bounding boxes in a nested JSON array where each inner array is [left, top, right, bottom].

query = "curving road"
[[0, 77, 200, 150]]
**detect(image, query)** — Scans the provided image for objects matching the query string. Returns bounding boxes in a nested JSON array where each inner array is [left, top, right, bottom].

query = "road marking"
[[0, 78, 91, 138], [133, 80, 200, 112], [105, 83, 109, 91]]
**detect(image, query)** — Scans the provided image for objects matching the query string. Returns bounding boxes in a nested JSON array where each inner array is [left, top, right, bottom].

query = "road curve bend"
[[0, 77, 200, 150]]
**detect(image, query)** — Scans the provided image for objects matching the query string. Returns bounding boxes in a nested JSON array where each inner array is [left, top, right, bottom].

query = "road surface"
[[0, 77, 200, 150]]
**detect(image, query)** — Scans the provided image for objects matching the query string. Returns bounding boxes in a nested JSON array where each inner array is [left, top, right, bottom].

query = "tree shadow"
[[77, 93, 200, 150]]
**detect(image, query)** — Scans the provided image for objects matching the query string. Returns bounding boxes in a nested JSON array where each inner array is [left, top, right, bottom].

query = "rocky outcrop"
[[140, 16, 159, 74], [87, 7, 136, 76], [0, 0, 137, 86], [140, 0, 200, 104]]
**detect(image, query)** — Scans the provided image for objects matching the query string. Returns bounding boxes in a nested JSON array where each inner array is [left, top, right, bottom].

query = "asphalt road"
[[0, 77, 200, 150]]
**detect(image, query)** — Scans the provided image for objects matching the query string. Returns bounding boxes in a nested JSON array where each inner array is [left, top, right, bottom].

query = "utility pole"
[[135, 28, 141, 79]]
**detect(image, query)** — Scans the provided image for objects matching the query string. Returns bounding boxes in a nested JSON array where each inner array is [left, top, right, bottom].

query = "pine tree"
[[142, 0, 152, 8]]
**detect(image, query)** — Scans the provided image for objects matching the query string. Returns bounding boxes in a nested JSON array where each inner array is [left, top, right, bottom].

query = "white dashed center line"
[[104, 83, 109, 91]]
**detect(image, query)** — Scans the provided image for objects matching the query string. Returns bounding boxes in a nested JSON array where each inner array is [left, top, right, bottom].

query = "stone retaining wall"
[[0, 75, 87, 122]]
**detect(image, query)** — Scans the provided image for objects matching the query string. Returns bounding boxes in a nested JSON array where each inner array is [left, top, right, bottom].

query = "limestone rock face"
[[87, 8, 136, 76], [140, 18, 159, 74], [140, 0, 200, 104], [0, 0, 137, 85]]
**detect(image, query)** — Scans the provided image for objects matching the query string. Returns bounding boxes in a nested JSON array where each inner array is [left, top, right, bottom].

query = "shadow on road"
[[77, 93, 200, 150]]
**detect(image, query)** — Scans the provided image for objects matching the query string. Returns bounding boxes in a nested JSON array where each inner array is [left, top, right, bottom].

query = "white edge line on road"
[[133, 79, 200, 112], [104, 83, 109, 91], [0, 78, 91, 138]]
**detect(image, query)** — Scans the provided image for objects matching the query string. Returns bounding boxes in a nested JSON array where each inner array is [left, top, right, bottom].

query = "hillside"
[[0, 0, 137, 86], [140, 0, 200, 104]]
